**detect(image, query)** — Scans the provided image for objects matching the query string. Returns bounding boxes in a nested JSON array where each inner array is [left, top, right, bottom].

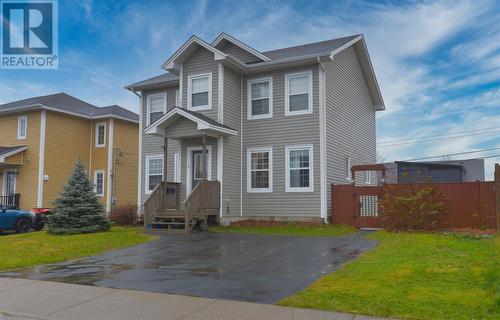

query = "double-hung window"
[[146, 155, 164, 193], [188, 73, 211, 110], [147, 93, 166, 126], [94, 170, 105, 197], [286, 145, 313, 192], [247, 77, 272, 119], [95, 122, 106, 147], [285, 71, 313, 116], [247, 147, 272, 192], [17, 116, 27, 139]]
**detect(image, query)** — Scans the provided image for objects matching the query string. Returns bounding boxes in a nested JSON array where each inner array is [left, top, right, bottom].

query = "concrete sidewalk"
[[0, 278, 386, 320]]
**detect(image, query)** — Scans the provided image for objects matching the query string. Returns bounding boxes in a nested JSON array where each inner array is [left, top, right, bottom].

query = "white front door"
[[186, 146, 212, 194]]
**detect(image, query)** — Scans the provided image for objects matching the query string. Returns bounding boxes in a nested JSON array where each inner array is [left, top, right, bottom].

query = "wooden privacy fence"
[[331, 182, 497, 230]]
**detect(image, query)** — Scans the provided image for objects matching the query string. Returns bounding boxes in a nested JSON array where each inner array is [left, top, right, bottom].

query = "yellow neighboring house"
[[0, 93, 139, 212]]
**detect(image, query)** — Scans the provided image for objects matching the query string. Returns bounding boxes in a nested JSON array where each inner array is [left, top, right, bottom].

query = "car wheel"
[[16, 218, 32, 233]]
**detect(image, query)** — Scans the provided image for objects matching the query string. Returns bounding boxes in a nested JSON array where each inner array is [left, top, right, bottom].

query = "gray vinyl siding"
[[241, 65, 321, 218], [164, 117, 198, 138], [140, 86, 179, 204], [324, 46, 377, 216], [181, 47, 219, 120], [219, 42, 262, 63], [221, 67, 242, 217]]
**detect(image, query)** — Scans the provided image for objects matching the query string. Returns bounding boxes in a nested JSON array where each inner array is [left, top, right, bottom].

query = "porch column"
[[163, 136, 168, 182]]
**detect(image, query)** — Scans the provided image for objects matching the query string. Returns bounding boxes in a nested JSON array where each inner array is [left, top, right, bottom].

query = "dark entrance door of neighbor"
[[191, 150, 208, 190], [5, 171, 16, 195]]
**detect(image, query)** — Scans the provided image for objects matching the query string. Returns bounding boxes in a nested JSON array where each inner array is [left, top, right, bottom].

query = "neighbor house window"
[[94, 170, 105, 197], [345, 157, 352, 180], [17, 116, 27, 139], [146, 155, 163, 193], [285, 71, 313, 116], [286, 145, 313, 192], [365, 171, 371, 184], [247, 77, 272, 119], [147, 93, 166, 125], [247, 147, 272, 192], [95, 122, 106, 147], [173, 152, 180, 183], [188, 73, 211, 110]]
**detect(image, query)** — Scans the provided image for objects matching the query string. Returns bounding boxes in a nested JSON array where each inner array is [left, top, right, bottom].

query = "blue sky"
[[1, 0, 500, 178]]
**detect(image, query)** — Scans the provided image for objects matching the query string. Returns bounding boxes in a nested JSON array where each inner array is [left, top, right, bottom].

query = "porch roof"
[[0, 145, 27, 163], [144, 107, 238, 137]]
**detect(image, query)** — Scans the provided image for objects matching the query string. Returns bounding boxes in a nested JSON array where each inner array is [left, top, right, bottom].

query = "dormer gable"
[[212, 33, 270, 63]]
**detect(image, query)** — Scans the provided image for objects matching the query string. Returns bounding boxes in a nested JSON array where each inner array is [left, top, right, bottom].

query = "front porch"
[[142, 107, 237, 232], [0, 146, 26, 210]]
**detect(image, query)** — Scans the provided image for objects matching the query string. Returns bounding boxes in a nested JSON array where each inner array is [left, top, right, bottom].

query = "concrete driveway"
[[1, 232, 377, 304]]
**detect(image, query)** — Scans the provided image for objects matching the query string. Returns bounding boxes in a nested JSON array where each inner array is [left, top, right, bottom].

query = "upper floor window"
[[93, 170, 105, 197], [345, 156, 352, 180], [285, 71, 313, 116], [147, 93, 166, 126], [17, 116, 27, 139], [286, 145, 314, 192], [95, 122, 106, 148], [146, 155, 163, 194], [247, 147, 273, 193], [188, 73, 212, 110], [247, 77, 272, 120]]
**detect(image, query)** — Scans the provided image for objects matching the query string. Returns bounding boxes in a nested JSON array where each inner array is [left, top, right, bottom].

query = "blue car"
[[0, 207, 46, 234]]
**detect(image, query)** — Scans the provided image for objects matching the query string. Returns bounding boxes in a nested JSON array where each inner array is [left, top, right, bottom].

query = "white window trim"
[[95, 122, 106, 148], [173, 152, 181, 183], [246, 147, 273, 193], [17, 116, 27, 139], [285, 70, 313, 116], [146, 92, 167, 126], [187, 73, 212, 111], [93, 170, 105, 197], [247, 76, 273, 120], [145, 154, 164, 195], [285, 144, 314, 192], [345, 156, 352, 181]]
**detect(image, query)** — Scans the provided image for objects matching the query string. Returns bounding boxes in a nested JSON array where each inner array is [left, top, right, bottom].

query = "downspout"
[[317, 56, 328, 224]]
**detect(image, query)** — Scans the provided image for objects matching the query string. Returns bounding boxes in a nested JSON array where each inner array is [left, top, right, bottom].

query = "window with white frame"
[[173, 152, 180, 183], [285, 71, 313, 116], [365, 171, 371, 184], [147, 93, 166, 125], [146, 155, 163, 193], [345, 156, 352, 180], [247, 77, 272, 119], [188, 73, 211, 110], [17, 116, 27, 139], [94, 170, 105, 197], [286, 145, 313, 192], [247, 147, 272, 192], [95, 122, 106, 147]]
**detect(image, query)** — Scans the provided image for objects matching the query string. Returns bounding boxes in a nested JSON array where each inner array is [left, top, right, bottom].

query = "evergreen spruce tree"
[[48, 160, 111, 234]]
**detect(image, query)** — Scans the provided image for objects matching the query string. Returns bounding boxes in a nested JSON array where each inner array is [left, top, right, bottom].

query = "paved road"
[[0, 278, 389, 320], [1, 232, 377, 304]]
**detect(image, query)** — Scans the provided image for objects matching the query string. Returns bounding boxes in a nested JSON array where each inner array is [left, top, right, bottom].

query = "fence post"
[[495, 164, 500, 232]]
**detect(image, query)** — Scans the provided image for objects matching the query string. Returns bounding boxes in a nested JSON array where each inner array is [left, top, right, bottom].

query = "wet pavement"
[[0, 232, 377, 304]]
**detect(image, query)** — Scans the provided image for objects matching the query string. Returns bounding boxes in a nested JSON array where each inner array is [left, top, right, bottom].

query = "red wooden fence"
[[331, 182, 497, 230]]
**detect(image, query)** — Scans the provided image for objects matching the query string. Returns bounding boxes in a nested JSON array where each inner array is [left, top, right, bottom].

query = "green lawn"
[[280, 231, 499, 320], [0, 226, 155, 271], [210, 223, 355, 237]]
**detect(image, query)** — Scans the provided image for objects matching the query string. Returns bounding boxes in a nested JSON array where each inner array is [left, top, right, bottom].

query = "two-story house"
[[126, 33, 384, 230], [0, 93, 139, 212]]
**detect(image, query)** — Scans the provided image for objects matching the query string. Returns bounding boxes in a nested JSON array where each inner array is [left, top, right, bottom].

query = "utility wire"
[[378, 130, 500, 147], [404, 147, 500, 161]]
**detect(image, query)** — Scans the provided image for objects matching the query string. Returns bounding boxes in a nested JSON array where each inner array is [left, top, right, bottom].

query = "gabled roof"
[[0, 93, 139, 123], [124, 73, 179, 91], [145, 107, 237, 136], [162, 35, 227, 72], [212, 32, 270, 62], [0, 145, 27, 162]]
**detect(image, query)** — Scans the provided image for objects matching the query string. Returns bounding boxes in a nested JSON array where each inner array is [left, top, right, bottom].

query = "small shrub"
[[379, 185, 448, 231], [109, 205, 138, 225]]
